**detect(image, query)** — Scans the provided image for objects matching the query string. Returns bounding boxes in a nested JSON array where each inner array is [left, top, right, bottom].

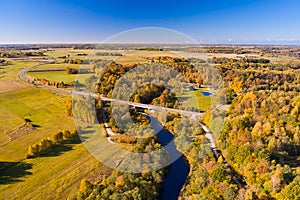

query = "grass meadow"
[[0, 143, 111, 200], [114, 50, 178, 64], [178, 88, 213, 111], [26, 63, 93, 86], [0, 86, 111, 199], [0, 61, 39, 81], [26, 71, 93, 85], [0, 87, 74, 158]]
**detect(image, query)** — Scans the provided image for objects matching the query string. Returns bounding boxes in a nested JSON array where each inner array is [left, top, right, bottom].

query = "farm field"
[[0, 55, 113, 200], [0, 143, 111, 200], [115, 50, 179, 64], [0, 87, 74, 158], [30, 63, 83, 70], [0, 61, 40, 81], [26, 70, 93, 85], [25, 63, 94, 86], [0, 86, 112, 200], [44, 48, 93, 58], [44, 48, 127, 61]]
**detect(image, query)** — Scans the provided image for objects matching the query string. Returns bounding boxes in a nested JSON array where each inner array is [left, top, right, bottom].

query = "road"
[[198, 122, 217, 149], [99, 96, 205, 117], [199, 122, 244, 189], [19, 65, 205, 118]]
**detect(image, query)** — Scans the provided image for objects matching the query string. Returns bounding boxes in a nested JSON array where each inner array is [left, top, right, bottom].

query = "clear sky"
[[1, 0, 300, 44]]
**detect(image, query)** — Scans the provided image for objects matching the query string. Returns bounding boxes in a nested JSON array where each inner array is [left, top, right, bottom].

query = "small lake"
[[147, 116, 190, 200], [201, 91, 212, 96]]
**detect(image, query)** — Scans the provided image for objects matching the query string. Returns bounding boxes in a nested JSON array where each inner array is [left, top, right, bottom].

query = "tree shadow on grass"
[[37, 135, 85, 158], [176, 96, 190, 101], [0, 162, 33, 184], [38, 144, 74, 157], [64, 135, 84, 144], [75, 129, 95, 143], [31, 124, 41, 128]]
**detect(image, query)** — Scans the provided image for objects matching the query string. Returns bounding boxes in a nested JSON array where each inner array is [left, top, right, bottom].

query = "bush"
[[62, 130, 71, 140], [52, 131, 63, 144]]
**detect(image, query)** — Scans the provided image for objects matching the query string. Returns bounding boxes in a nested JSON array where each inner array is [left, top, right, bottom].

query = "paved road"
[[20, 65, 205, 118], [198, 122, 217, 149], [18, 60, 56, 82], [99, 96, 205, 117], [101, 106, 116, 144], [199, 122, 244, 189]]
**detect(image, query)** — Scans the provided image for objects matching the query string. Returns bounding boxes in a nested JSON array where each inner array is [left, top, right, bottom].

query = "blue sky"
[[1, 0, 300, 44]]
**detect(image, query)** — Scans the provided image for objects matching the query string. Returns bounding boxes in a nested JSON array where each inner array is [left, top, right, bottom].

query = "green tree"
[[212, 167, 226, 182]]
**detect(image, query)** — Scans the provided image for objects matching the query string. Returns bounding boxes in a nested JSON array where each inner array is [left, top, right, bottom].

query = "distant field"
[[263, 55, 297, 64], [170, 51, 209, 60], [0, 61, 39, 81], [0, 87, 74, 158], [115, 50, 179, 64], [44, 48, 93, 58], [32, 63, 84, 70], [44, 48, 126, 60]]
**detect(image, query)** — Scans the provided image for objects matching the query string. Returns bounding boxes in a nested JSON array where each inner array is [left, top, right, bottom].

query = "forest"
[[174, 57, 300, 199]]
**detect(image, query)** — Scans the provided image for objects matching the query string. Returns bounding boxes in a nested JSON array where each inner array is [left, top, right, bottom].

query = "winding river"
[[147, 116, 190, 200]]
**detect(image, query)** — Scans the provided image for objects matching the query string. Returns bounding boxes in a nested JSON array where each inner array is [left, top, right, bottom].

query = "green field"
[[0, 61, 39, 81], [0, 86, 112, 200], [0, 143, 111, 200], [26, 70, 93, 85], [178, 88, 213, 111], [0, 87, 74, 158]]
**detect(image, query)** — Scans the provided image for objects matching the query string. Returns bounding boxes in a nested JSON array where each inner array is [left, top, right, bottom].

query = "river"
[[147, 116, 190, 200]]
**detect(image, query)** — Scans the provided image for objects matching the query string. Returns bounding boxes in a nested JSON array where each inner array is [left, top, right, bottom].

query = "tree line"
[[27, 129, 78, 158], [33, 78, 68, 88], [0, 51, 45, 58], [95, 52, 123, 56]]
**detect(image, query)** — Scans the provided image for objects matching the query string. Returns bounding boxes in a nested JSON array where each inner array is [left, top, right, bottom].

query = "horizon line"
[[1, 42, 300, 46]]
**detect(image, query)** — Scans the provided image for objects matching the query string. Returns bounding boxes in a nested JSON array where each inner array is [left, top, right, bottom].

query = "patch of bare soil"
[[5, 123, 36, 141]]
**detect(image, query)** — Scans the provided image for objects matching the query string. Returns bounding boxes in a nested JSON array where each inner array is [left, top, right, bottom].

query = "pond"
[[201, 91, 212, 96]]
